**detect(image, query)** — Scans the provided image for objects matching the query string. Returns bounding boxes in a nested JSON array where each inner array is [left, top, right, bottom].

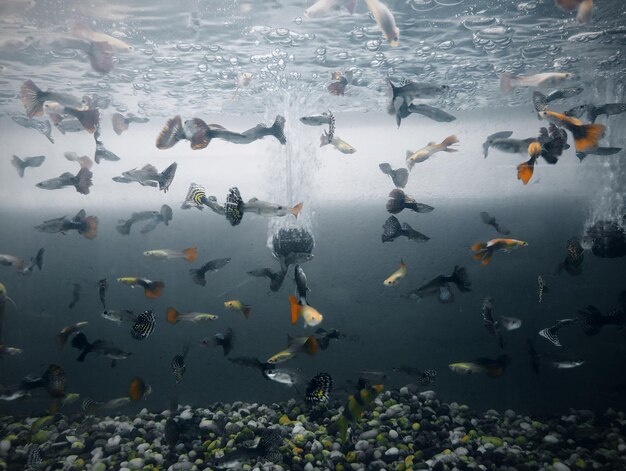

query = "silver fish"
[[300, 112, 333, 126], [265, 368, 301, 387], [112, 163, 177, 192], [11, 155, 45, 177], [116, 205, 173, 235], [243, 198, 303, 218], [101, 309, 137, 324], [499, 316, 522, 331], [11, 116, 54, 143], [294, 264, 309, 304], [36, 168, 92, 195]]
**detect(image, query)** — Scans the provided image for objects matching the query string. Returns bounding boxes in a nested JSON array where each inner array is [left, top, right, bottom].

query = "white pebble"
[[137, 443, 150, 454], [0, 440, 10, 452], [552, 463, 571, 471], [418, 390, 437, 401], [128, 457, 145, 469], [456, 446, 468, 456], [399, 387, 409, 396], [385, 447, 399, 456], [179, 409, 193, 420], [543, 434, 559, 444], [388, 430, 398, 439]]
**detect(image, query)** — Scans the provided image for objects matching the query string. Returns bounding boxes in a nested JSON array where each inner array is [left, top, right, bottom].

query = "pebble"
[[355, 440, 370, 451], [128, 457, 144, 469], [0, 440, 10, 452], [389, 430, 399, 439], [419, 390, 437, 401], [544, 434, 560, 444], [385, 447, 399, 457], [552, 463, 571, 471], [179, 409, 193, 420]]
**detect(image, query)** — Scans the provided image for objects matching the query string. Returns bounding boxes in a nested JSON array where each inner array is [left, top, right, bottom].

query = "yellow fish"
[[363, 0, 399, 47], [117, 277, 165, 299], [224, 300, 252, 319], [166, 307, 218, 324], [384, 260, 407, 286], [471, 239, 528, 266], [406, 136, 459, 170], [289, 295, 323, 327]]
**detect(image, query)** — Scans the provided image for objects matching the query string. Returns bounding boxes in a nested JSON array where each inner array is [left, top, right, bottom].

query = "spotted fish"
[[131, 310, 156, 340]]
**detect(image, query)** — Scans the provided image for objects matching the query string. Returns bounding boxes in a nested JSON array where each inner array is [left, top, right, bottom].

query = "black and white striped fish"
[[26, 444, 42, 470], [418, 369, 437, 386], [181, 183, 224, 214], [171, 344, 190, 383], [538, 318, 577, 347], [131, 310, 156, 340], [82, 398, 102, 413]]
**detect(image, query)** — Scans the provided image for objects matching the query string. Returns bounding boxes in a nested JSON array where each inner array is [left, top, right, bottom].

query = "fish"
[[171, 344, 190, 383], [116, 205, 173, 235], [379, 163, 409, 188], [224, 300, 252, 319], [128, 377, 151, 401], [61, 393, 81, 407], [144, 247, 197, 263], [247, 267, 287, 292], [332, 380, 384, 442], [111, 112, 149, 135], [581, 103, 626, 123], [537, 110, 605, 152], [304, 0, 357, 18], [117, 277, 165, 298], [538, 318, 578, 347], [482, 297, 505, 349], [18, 248, 43, 277], [11, 116, 54, 143], [94, 126, 121, 164], [207, 327, 235, 356], [320, 129, 356, 154], [363, 0, 399, 46], [166, 307, 218, 324], [499, 72, 577, 93], [35, 209, 98, 239], [130, 310, 156, 340], [381, 215, 430, 243], [266, 335, 318, 364], [265, 368, 302, 387], [393, 367, 437, 385], [68, 283, 81, 309], [578, 304, 625, 337], [392, 100, 456, 128], [479, 212, 510, 235], [499, 316, 522, 331], [71, 332, 132, 366], [536, 124, 570, 164], [482, 131, 514, 158], [243, 198, 303, 218], [0, 345, 23, 356], [0, 254, 25, 271], [181, 183, 225, 214], [327, 70, 350, 96], [557, 237, 584, 276], [294, 264, 310, 304], [388, 80, 449, 103], [101, 309, 137, 324], [300, 111, 333, 126], [49, 113, 84, 134], [576, 146, 622, 162], [20, 364, 67, 399], [555, 0, 594, 24], [68, 20, 133, 52], [538, 275, 548, 303], [11, 155, 45, 178], [386, 189, 434, 214], [289, 294, 323, 328], [214, 429, 283, 468], [406, 265, 471, 303], [55, 322, 89, 349], [42, 101, 100, 133], [406, 135, 459, 169], [64, 151, 94, 170], [533, 87, 584, 110], [449, 355, 511, 378], [516, 141, 543, 185], [82, 397, 131, 413], [279, 252, 314, 273], [315, 327, 349, 350], [189, 258, 231, 286], [229, 356, 272, 376], [20, 80, 87, 118], [36, 167, 93, 195], [526, 338, 541, 375], [305, 372, 332, 405], [471, 238, 528, 266], [112, 162, 178, 193], [98, 278, 108, 309], [384, 260, 407, 286], [551, 358, 585, 369], [0, 388, 29, 401], [484, 134, 537, 158]]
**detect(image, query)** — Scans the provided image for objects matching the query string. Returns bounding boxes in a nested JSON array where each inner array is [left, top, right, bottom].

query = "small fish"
[[0, 344, 23, 356], [166, 307, 218, 324], [279, 252, 314, 273], [243, 198, 303, 218], [555, 0, 594, 24], [482, 131, 514, 158], [576, 146, 622, 162], [68, 283, 81, 309], [98, 278, 108, 309], [386, 189, 434, 215], [516, 141, 543, 185], [64, 151, 94, 170], [71, 332, 132, 365], [379, 163, 409, 188], [300, 112, 333, 126], [49, 113, 84, 134], [449, 355, 511, 378], [144, 247, 197, 263], [327, 70, 350, 96], [364, 0, 399, 46], [538, 318, 578, 347], [171, 344, 190, 383], [42, 102, 100, 133], [224, 186, 245, 226], [500, 72, 577, 93], [388, 80, 449, 103], [248, 267, 287, 292], [332, 381, 384, 442], [406, 265, 471, 303], [116, 205, 173, 235], [532, 88, 584, 113], [20, 80, 87, 118], [384, 260, 407, 286], [265, 368, 301, 387], [294, 264, 310, 304], [68, 20, 133, 52], [11, 155, 45, 178], [55, 321, 88, 348], [315, 327, 349, 350], [112, 112, 149, 135], [392, 100, 456, 128], [112, 162, 177, 193], [0, 254, 25, 271], [94, 126, 121, 164], [117, 277, 165, 299], [289, 294, 323, 328], [578, 303, 625, 336], [36, 168, 93, 195], [101, 309, 137, 324], [536, 124, 570, 164], [480, 212, 510, 235], [189, 258, 231, 286], [0, 388, 28, 401], [471, 239, 528, 266], [130, 310, 156, 340], [488, 136, 537, 157], [61, 392, 80, 407], [537, 110, 605, 152], [266, 335, 318, 364], [181, 183, 225, 214], [581, 102, 626, 123], [381, 215, 429, 243], [538, 275, 548, 303], [406, 135, 459, 170], [208, 327, 235, 356], [551, 358, 585, 369], [128, 377, 151, 401], [320, 129, 356, 154], [11, 116, 54, 143], [305, 372, 332, 405], [499, 316, 522, 331], [224, 300, 252, 319], [482, 297, 505, 349], [557, 238, 584, 276], [304, 0, 357, 18], [393, 367, 437, 385]]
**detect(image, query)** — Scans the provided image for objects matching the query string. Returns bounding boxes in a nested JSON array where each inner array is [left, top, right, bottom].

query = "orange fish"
[[555, 0, 593, 24], [537, 110, 605, 152], [471, 239, 528, 266], [517, 142, 542, 185]]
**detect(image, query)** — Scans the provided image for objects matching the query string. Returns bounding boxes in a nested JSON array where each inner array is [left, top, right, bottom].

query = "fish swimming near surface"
[[266, 335, 318, 364], [144, 247, 197, 263], [364, 0, 399, 46], [55, 321, 88, 348], [517, 141, 543, 185], [35, 209, 98, 239], [304, 0, 357, 18], [294, 264, 310, 304], [207, 327, 235, 356], [11, 116, 54, 143], [189, 258, 231, 286], [320, 129, 356, 154], [116, 205, 173, 235], [576, 146, 622, 162], [224, 300, 252, 319], [471, 238, 528, 266], [482, 297, 505, 349], [36, 167, 93, 195], [248, 267, 287, 292], [98, 278, 108, 309], [101, 309, 137, 324], [381, 215, 429, 243], [391, 99, 456, 128], [300, 111, 333, 126], [68, 283, 81, 309], [49, 113, 85, 134], [556, 237, 584, 276], [128, 377, 152, 401], [537, 110, 605, 152], [171, 344, 190, 383], [11, 155, 46, 178], [112, 162, 178, 192], [243, 198, 303, 218], [112, 112, 149, 135], [538, 318, 578, 347], [405, 265, 471, 303], [379, 163, 409, 188], [386, 189, 434, 215], [20, 79, 87, 118], [567, 102, 626, 123], [265, 368, 302, 388], [406, 135, 459, 169], [71, 332, 132, 366], [289, 294, 323, 328], [555, 0, 594, 24], [388, 80, 448, 104], [181, 183, 225, 214], [479, 212, 510, 235], [449, 355, 511, 378], [117, 277, 165, 298], [384, 260, 407, 286], [499, 72, 577, 93], [166, 307, 218, 324], [532, 88, 584, 113], [331, 379, 384, 442], [130, 310, 156, 340], [305, 372, 333, 406], [68, 20, 133, 53]]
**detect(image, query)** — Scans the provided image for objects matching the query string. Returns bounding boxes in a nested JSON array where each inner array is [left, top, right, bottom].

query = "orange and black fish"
[[117, 277, 165, 298], [516, 141, 542, 185], [128, 377, 151, 401], [471, 239, 528, 266], [537, 110, 605, 152]]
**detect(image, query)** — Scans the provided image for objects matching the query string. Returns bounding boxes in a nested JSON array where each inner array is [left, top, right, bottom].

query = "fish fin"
[[112, 113, 129, 135], [183, 247, 198, 263], [80, 216, 98, 239], [87, 40, 114, 74], [499, 73, 515, 93], [576, 0, 593, 23], [572, 123, 606, 152], [156, 116, 185, 149], [243, 305, 252, 319], [158, 162, 177, 192], [289, 294, 300, 325], [75, 167, 93, 195], [379, 163, 392, 175], [471, 242, 487, 253], [480, 252, 494, 266], [20, 80, 44, 118], [189, 269, 206, 286], [145, 281, 165, 298], [73, 108, 100, 133], [405, 150, 413, 159], [188, 118, 210, 149], [532, 91, 548, 113], [305, 336, 318, 355], [11, 155, 26, 178], [291, 203, 303, 218], [516, 158, 535, 185], [166, 307, 179, 324], [441, 135, 459, 149], [270, 115, 287, 145], [116, 222, 131, 235], [438, 285, 455, 303]]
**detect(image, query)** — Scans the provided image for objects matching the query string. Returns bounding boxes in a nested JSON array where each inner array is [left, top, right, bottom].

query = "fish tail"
[[451, 265, 471, 292], [532, 91, 548, 113], [440, 135, 459, 151], [243, 305, 252, 319], [572, 123, 606, 152], [270, 115, 287, 145], [578, 306, 603, 336], [166, 307, 179, 324], [388, 79, 398, 98], [291, 203, 303, 218], [87, 40, 113, 74], [20, 80, 44, 117], [11, 155, 26, 178], [343, 0, 357, 14], [80, 216, 98, 239], [305, 335, 318, 356], [585, 104, 598, 123], [499, 73, 515, 93], [289, 294, 300, 325], [183, 247, 198, 263], [75, 167, 93, 195], [471, 242, 487, 253], [73, 108, 100, 134], [487, 354, 511, 378], [516, 158, 536, 185], [156, 116, 185, 149], [116, 221, 131, 235], [480, 251, 494, 266], [576, 0, 593, 24], [189, 119, 210, 149], [145, 281, 165, 299], [112, 113, 129, 135], [189, 268, 206, 286]]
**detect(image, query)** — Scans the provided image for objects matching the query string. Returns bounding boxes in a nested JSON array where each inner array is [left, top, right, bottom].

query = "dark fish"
[[388, 79, 448, 102], [20, 248, 44, 276], [171, 344, 190, 383], [583, 103, 626, 123], [225, 187, 245, 226], [11, 116, 54, 143], [56, 321, 88, 348], [112, 112, 149, 135], [112, 162, 177, 193], [482, 297, 505, 349], [21, 364, 67, 398], [386, 189, 434, 215], [20, 80, 86, 118], [116, 205, 173, 235], [578, 295, 626, 336], [181, 183, 225, 214], [526, 338, 541, 375], [71, 332, 132, 365], [315, 328, 348, 350], [482, 131, 513, 158], [557, 237, 584, 276], [94, 126, 121, 164], [82, 398, 103, 414], [208, 328, 234, 356], [164, 416, 180, 449], [49, 113, 84, 134], [576, 146, 622, 162], [294, 264, 309, 304], [189, 258, 231, 286], [11, 155, 45, 177], [248, 267, 286, 292], [43, 103, 100, 133], [538, 318, 578, 347], [538, 275, 548, 303], [305, 372, 332, 406], [131, 310, 156, 340], [489, 137, 537, 156], [98, 278, 108, 309], [406, 265, 471, 303], [393, 367, 437, 385], [332, 381, 384, 442], [300, 112, 333, 126], [532, 88, 584, 113], [392, 99, 456, 127], [36, 167, 93, 195], [536, 124, 569, 164], [379, 163, 409, 188], [129, 377, 151, 401], [35, 209, 98, 239], [68, 283, 81, 309], [584, 219, 626, 258], [381, 216, 429, 243], [328, 73, 348, 96], [479, 212, 510, 235]]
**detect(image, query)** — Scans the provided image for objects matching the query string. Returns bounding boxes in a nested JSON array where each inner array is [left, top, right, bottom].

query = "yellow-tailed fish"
[[224, 300, 252, 319], [166, 307, 218, 324], [471, 239, 528, 266], [449, 355, 510, 378], [406, 135, 459, 170], [267, 335, 318, 364], [537, 110, 605, 152], [117, 277, 165, 298], [384, 260, 407, 286]]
